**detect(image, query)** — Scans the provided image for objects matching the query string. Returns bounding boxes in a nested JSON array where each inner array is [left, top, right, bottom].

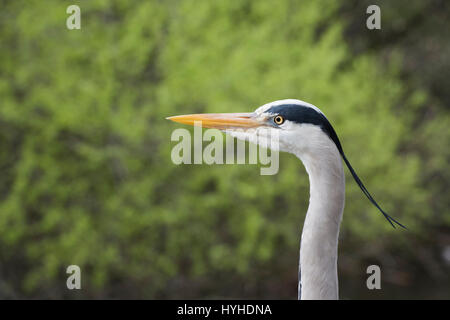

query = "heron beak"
[[166, 112, 263, 130]]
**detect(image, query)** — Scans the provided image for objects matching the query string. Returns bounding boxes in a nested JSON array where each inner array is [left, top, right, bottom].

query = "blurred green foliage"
[[0, 0, 448, 298]]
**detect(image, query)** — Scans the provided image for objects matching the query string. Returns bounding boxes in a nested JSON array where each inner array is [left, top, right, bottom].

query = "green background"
[[0, 0, 448, 299]]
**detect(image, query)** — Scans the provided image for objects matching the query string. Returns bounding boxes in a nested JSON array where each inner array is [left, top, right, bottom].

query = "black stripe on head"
[[266, 104, 344, 155], [266, 103, 406, 229]]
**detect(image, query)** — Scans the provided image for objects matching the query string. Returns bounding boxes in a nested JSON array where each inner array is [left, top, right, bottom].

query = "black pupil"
[[276, 116, 283, 124]]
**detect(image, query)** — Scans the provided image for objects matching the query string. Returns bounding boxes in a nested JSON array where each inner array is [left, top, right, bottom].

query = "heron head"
[[167, 99, 406, 229], [166, 99, 341, 156]]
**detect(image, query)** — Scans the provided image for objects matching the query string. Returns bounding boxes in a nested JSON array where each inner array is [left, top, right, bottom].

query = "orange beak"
[[166, 112, 263, 130]]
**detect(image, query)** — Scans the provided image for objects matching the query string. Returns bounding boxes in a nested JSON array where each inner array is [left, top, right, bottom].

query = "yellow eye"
[[274, 115, 285, 125]]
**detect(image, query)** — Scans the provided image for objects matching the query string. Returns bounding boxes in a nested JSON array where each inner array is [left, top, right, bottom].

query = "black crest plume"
[[267, 104, 406, 229]]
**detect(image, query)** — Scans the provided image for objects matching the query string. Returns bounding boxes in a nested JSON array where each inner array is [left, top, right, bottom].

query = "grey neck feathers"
[[296, 145, 345, 300]]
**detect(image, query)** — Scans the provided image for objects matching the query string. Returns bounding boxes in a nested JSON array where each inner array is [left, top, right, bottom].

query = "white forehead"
[[254, 99, 325, 115]]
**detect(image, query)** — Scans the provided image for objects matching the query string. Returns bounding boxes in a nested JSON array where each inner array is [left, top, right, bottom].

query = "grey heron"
[[167, 99, 405, 300]]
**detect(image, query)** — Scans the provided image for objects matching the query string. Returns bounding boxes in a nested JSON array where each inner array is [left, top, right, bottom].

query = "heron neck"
[[296, 146, 345, 300]]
